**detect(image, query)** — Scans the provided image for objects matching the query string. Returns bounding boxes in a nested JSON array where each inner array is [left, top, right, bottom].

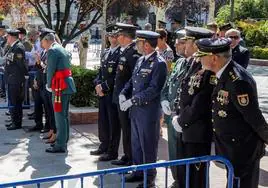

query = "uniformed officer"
[[218, 22, 233, 38], [196, 37, 268, 188], [120, 30, 167, 188], [111, 23, 141, 165], [157, 20, 167, 29], [186, 18, 196, 26], [91, 25, 121, 161], [225, 29, 250, 69], [167, 18, 182, 60], [172, 27, 214, 188], [40, 28, 76, 153], [160, 29, 187, 188], [4, 29, 28, 130], [0, 25, 7, 98]]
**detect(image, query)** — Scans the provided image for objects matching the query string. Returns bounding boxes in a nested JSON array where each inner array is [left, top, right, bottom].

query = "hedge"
[[70, 65, 98, 107], [250, 47, 268, 60]]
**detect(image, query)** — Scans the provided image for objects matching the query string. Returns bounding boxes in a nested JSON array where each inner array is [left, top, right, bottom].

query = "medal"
[[108, 67, 113, 73], [218, 110, 227, 118]]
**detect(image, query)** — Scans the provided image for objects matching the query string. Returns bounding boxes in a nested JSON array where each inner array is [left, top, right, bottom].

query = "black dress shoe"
[[5, 111, 10, 116], [98, 154, 118, 161], [125, 173, 143, 183], [136, 180, 156, 188], [40, 128, 50, 133], [7, 124, 22, 130], [45, 147, 66, 153], [111, 156, 131, 166], [28, 115, 35, 120], [90, 149, 106, 156], [5, 118, 11, 123], [27, 111, 35, 116], [5, 122, 13, 127]]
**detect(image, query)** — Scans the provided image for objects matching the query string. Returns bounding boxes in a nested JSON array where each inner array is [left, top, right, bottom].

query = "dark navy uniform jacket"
[[121, 51, 167, 118], [5, 40, 28, 84], [112, 42, 140, 104], [212, 60, 268, 165], [232, 45, 250, 69], [94, 46, 120, 95], [176, 60, 215, 143]]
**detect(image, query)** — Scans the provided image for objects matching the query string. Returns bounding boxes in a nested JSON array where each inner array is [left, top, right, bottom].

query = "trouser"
[[34, 88, 44, 128], [232, 159, 260, 188], [117, 105, 132, 161], [42, 89, 56, 132], [53, 93, 71, 149], [131, 109, 160, 180], [98, 95, 120, 156], [166, 115, 185, 185], [8, 83, 24, 127], [178, 142, 211, 188]]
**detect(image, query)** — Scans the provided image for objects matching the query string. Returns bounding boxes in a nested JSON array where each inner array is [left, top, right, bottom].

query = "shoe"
[[27, 111, 35, 116], [90, 149, 106, 156], [136, 180, 156, 188], [45, 147, 66, 153], [0, 93, 6, 98], [28, 115, 35, 120], [5, 118, 11, 123], [111, 156, 131, 166], [40, 128, 50, 133], [5, 111, 10, 116], [7, 124, 22, 130], [98, 154, 118, 161], [27, 126, 43, 132], [125, 173, 143, 183], [5, 122, 13, 127]]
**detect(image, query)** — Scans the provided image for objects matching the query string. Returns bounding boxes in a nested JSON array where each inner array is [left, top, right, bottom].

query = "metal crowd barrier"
[[0, 71, 36, 109], [0, 155, 239, 188]]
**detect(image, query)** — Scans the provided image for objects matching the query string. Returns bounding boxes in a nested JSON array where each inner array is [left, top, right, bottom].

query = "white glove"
[[120, 99, 133, 111], [24, 75, 29, 79], [119, 94, 126, 105], [172, 115, 182, 132], [161, 100, 171, 115], [46, 84, 52, 92]]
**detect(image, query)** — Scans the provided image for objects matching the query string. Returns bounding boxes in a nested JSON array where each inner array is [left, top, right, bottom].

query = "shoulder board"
[[228, 70, 239, 82]]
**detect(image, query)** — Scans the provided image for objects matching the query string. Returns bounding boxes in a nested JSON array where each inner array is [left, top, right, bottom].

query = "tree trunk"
[[101, 0, 108, 54], [208, 0, 216, 23], [155, 6, 166, 29]]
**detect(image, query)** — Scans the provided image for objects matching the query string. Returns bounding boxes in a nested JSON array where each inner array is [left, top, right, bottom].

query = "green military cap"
[[194, 38, 232, 57]]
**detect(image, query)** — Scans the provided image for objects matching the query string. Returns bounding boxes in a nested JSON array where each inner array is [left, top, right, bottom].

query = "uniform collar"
[[49, 42, 57, 50], [110, 45, 120, 54], [10, 40, 19, 48], [144, 51, 156, 61], [120, 42, 134, 52], [216, 60, 231, 79]]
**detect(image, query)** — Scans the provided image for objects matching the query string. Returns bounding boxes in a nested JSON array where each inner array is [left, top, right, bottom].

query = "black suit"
[[112, 42, 140, 162], [175, 60, 215, 188], [94, 47, 121, 155], [232, 45, 250, 69], [5, 40, 28, 127], [212, 60, 268, 188]]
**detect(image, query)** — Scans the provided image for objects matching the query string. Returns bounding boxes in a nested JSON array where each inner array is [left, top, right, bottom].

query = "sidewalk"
[[0, 64, 267, 187]]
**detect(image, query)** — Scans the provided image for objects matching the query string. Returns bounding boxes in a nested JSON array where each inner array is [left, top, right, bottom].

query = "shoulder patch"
[[16, 53, 23, 59], [229, 71, 239, 82], [237, 94, 249, 106]]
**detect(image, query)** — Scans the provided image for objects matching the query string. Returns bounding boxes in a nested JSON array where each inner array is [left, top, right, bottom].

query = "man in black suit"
[[196, 37, 268, 188], [225, 28, 250, 69]]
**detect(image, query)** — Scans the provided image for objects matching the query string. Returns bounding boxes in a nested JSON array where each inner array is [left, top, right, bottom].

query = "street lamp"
[[230, 0, 235, 22]]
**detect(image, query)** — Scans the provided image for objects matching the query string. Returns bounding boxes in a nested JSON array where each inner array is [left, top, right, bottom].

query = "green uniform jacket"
[[161, 56, 189, 111], [47, 43, 76, 94]]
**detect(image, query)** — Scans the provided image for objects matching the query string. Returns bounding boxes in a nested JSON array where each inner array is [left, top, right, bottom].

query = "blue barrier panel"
[[0, 155, 239, 188], [0, 71, 36, 109]]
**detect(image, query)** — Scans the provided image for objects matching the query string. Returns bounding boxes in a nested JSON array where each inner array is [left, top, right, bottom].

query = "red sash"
[[51, 69, 72, 112]]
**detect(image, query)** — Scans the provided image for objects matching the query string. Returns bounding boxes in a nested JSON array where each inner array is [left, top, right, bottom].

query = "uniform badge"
[[16, 54, 23, 59], [7, 53, 14, 61], [108, 67, 113, 73], [210, 75, 218, 85], [218, 110, 227, 118], [237, 94, 249, 106], [188, 74, 202, 95], [119, 65, 123, 71], [217, 90, 229, 105]]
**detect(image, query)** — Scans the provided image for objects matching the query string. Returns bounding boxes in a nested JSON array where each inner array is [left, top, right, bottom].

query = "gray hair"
[[216, 49, 232, 60], [144, 23, 152, 31], [44, 33, 56, 42], [225, 29, 241, 38]]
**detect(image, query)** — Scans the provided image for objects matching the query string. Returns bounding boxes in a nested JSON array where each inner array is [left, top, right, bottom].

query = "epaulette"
[[228, 69, 239, 82]]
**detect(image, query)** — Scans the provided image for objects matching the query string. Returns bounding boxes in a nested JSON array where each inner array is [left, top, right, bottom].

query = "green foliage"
[[250, 47, 268, 60], [70, 66, 98, 107], [216, 0, 268, 24]]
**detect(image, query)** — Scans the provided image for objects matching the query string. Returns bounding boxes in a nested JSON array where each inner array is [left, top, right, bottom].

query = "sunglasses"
[[228, 36, 239, 40]]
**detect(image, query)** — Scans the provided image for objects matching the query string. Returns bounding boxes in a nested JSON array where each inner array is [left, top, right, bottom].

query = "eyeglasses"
[[228, 36, 239, 40]]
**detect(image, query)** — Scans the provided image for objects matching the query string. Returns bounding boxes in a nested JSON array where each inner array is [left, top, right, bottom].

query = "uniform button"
[[134, 80, 137, 83], [232, 138, 235, 142], [133, 88, 136, 91], [213, 128, 216, 132], [180, 89, 182, 92], [145, 102, 148, 104], [212, 109, 214, 113], [212, 100, 215, 103], [173, 84, 175, 86], [136, 74, 139, 76], [185, 124, 188, 127], [211, 119, 214, 123]]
